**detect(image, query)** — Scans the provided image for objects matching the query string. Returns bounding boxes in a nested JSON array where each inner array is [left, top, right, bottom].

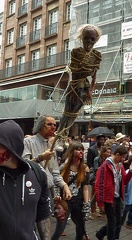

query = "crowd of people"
[[0, 116, 132, 240]]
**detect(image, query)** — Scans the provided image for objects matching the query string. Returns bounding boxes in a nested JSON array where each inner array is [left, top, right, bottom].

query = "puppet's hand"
[[92, 72, 96, 81], [88, 90, 92, 100]]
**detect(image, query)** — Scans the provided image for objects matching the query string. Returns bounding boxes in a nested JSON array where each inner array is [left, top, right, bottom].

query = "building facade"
[[0, 0, 132, 137], [0, 12, 3, 66]]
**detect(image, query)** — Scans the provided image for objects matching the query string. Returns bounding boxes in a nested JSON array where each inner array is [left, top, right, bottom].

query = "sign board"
[[92, 87, 117, 96], [123, 52, 132, 73], [94, 34, 108, 48], [121, 21, 132, 40]]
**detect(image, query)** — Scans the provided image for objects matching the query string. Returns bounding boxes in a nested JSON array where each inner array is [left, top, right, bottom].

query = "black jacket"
[[87, 144, 99, 168], [0, 161, 51, 240]]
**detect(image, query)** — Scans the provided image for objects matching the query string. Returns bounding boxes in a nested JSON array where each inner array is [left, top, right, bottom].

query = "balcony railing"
[[16, 35, 26, 48], [0, 51, 70, 80], [45, 22, 58, 37], [31, 0, 42, 9], [46, 0, 57, 3], [17, 63, 25, 75], [30, 29, 41, 43], [18, 3, 28, 17], [4, 68, 12, 78]]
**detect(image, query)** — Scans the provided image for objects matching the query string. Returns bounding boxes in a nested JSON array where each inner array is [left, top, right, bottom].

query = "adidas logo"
[[29, 188, 35, 195]]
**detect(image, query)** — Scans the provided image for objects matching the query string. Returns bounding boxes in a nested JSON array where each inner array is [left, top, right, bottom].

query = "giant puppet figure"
[[49, 24, 102, 153], [57, 24, 102, 137]]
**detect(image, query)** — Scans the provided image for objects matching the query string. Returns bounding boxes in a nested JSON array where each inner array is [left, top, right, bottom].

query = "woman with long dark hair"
[[51, 141, 90, 240]]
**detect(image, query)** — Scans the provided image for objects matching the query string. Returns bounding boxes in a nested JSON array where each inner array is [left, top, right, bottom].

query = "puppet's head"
[[77, 24, 101, 51], [54, 199, 68, 223]]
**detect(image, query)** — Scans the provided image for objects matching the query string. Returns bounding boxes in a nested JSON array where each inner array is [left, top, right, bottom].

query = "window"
[[22, 0, 28, 5], [18, 0, 28, 16], [20, 23, 27, 36], [7, 29, 14, 45], [32, 0, 42, 9], [6, 59, 12, 68], [48, 9, 58, 35], [16, 24, 26, 48], [18, 54, 25, 65], [33, 16, 41, 30], [9, 1, 15, 15], [32, 49, 40, 60], [5, 59, 12, 77], [47, 45, 57, 67], [49, 9, 58, 24], [17, 54, 25, 73], [32, 49, 40, 70], [64, 40, 69, 52], [47, 45, 56, 56], [66, 2, 71, 21], [31, 16, 41, 41], [64, 40, 70, 63], [18, 23, 27, 46]]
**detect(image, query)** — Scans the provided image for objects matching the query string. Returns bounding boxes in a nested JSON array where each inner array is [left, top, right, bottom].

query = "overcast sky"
[[0, 0, 4, 13]]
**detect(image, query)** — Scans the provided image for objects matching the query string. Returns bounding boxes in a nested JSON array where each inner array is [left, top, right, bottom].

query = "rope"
[[53, 66, 72, 111], [56, 121, 76, 138], [70, 49, 101, 73], [65, 78, 88, 106], [63, 110, 79, 117], [41, 67, 67, 115], [93, 42, 123, 112]]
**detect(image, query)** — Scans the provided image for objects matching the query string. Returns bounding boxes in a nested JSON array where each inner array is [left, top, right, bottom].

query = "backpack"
[[28, 160, 54, 189], [28, 160, 45, 188]]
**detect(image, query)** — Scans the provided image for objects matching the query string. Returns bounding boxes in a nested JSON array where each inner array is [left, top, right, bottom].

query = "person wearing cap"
[[111, 132, 126, 154], [0, 120, 51, 240], [22, 115, 71, 240]]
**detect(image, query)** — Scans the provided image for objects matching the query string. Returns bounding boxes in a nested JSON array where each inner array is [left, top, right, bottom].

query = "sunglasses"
[[45, 122, 57, 127]]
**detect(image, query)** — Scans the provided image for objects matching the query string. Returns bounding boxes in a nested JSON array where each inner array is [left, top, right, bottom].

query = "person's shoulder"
[[90, 144, 97, 150], [92, 49, 101, 55], [97, 159, 107, 169], [24, 134, 38, 143], [84, 163, 90, 172], [71, 47, 84, 54], [94, 156, 100, 161], [105, 158, 114, 168], [24, 134, 34, 141], [125, 169, 129, 174], [92, 49, 102, 58], [28, 161, 47, 187], [111, 142, 118, 146], [87, 145, 95, 155]]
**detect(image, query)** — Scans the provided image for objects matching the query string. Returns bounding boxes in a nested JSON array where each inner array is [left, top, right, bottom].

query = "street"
[[51, 214, 132, 240]]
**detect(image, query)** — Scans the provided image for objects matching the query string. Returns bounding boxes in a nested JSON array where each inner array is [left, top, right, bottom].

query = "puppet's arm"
[[88, 71, 96, 100]]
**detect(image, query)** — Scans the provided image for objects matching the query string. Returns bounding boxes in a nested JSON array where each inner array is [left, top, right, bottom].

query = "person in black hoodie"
[[0, 120, 51, 240]]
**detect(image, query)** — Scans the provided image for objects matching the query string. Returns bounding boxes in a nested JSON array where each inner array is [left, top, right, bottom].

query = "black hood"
[[0, 120, 28, 167]]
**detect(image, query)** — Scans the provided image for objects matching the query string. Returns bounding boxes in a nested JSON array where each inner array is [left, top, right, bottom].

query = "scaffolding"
[[69, 0, 132, 117]]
